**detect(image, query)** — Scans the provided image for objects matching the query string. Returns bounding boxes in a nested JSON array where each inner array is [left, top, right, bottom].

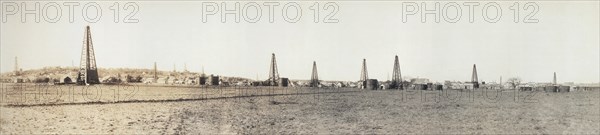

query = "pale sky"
[[1, 1, 599, 83]]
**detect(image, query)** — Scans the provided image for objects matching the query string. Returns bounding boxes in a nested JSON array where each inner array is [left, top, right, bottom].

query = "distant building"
[[574, 86, 600, 91], [61, 76, 73, 84], [410, 78, 429, 84], [13, 78, 24, 83]]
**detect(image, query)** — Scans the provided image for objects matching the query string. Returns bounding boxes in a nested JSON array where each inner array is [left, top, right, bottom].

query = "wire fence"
[[0, 83, 363, 107]]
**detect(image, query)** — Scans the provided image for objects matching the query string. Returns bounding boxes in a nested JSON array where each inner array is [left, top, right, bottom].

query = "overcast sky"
[[1, 1, 598, 83]]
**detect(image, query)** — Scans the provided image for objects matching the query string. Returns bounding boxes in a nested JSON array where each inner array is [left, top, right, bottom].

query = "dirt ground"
[[1, 84, 599, 134]]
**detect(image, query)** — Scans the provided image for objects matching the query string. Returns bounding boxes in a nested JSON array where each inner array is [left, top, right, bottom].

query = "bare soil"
[[1, 84, 599, 134]]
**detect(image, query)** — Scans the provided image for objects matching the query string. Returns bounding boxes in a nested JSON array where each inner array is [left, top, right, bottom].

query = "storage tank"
[[427, 83, 433, 90], [365, 79, 378, 90], [279, 78, 289, 87], [434, 84, 443, 90], [558, 86, 570, 92], [210, 76, 219, 85], [415, 84, 428, 90], [199, 76, 207, 85], [544, 86, 558, 92]]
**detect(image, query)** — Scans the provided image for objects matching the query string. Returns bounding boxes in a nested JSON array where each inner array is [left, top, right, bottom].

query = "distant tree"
[[33, 77, 50, 83], [125, 75, 133, 83], [444, 81, 453, 89], [507, 77, 522, 89], [104, 76, 121, 83], [135, 75, 143, 83], [52, 78, 60, 83]]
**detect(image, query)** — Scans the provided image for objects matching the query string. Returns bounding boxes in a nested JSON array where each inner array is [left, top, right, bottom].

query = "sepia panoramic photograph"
[[1, 0, 599, 134]]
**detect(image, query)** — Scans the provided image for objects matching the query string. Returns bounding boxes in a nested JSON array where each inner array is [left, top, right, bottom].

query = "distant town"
[[1, 26, 599, 92]]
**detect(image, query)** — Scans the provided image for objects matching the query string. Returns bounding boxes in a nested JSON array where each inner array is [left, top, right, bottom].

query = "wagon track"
[[2, 90, 361, 108]]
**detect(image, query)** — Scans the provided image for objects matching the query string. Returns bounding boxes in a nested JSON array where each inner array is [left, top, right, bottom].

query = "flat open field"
[[1, 84, 599, 134]]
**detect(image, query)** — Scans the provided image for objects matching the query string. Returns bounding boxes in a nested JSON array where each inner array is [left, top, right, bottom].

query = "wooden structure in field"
[[77, 26, 100, 85], [310, 61, 319, 87]]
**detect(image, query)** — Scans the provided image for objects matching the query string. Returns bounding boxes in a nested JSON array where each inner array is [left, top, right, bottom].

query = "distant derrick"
[[77, 26, 100, 85], [500, 76, 503, 89], [553, 72, 557, 85], [184, 63, 189, 73], [267, 53, 280, 86], [173, 64, 177, 73], [391, 55, 402, 89], [154, 62, 158, 80], [14, 56, 19, 76], [471, 64, 479, 88], [360, 59, 379, 90], [360, 59, 368, 82], [310, 61, 319, 87]]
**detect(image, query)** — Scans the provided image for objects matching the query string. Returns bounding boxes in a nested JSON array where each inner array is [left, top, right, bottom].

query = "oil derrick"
[[267, 53, 280, 86], [199, 66, 207, 85], [391, 55, 402, 89], [173, 64, 177, 73], [202, 66, 205, 76], [500, 76, 503, 89], [184, 63, 189, 73], [77, 26, 100, 85], [310, 61, 319, 87], [553, 72, 557, 85], [471, 64, 479, 88], [13, 56, 19, 76], [360, 59, 368, 82], [153, 62, 158, 80]]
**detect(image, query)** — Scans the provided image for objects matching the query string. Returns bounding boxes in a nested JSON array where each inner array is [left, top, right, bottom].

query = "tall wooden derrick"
[[391, 55, 402, 89], [360, 59, 368, 82], [77, 26, 100, 85], [267, 53, 280, 86], [359, 59, 369, 89]]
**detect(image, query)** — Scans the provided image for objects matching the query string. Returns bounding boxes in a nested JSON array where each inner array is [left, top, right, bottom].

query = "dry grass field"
[[1, 84, 599, 134]]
